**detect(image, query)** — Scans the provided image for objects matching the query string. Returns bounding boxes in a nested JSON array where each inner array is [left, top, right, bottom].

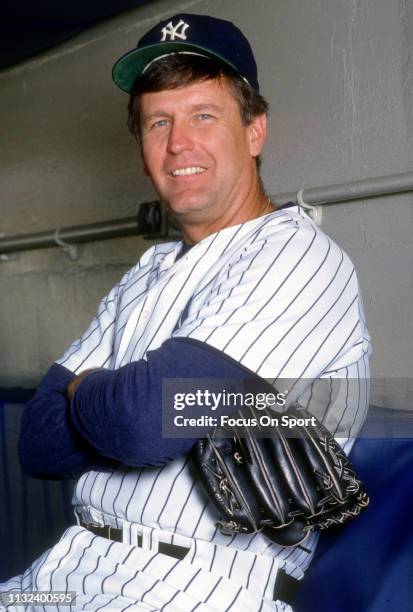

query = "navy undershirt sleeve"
[[70, 337, 256, 467], [18, 363, 119, 479], [18, 338, 257, 478]]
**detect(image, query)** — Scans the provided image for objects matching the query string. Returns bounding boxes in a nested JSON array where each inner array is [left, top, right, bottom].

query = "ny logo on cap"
[[160, 19, 189, 41]]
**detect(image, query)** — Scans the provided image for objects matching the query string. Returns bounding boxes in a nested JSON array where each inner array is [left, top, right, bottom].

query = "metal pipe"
[[0, 217, 140, 254], [273, 171, 413, 206], [0, 171, 412, 256]]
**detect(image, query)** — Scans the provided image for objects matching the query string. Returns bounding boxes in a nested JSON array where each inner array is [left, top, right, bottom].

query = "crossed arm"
[[18, 338, 254, 478]]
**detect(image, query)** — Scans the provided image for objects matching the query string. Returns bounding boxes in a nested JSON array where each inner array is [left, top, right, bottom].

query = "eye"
[[196, 113, 214, 121], [150, 118, 169, 130]]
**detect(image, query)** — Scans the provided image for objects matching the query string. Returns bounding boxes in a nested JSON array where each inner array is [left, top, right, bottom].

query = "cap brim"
[[112, 42, 239, 93]]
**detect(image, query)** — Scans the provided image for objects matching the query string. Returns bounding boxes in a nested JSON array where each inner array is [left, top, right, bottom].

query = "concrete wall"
[[0, 0, 412, 407]]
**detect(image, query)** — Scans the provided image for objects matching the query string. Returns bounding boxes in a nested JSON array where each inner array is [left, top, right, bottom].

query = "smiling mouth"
[[170, 166, 206, 177]]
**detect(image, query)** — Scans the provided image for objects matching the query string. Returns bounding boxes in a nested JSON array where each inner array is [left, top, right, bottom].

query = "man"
[[1, 13, 371, 611]]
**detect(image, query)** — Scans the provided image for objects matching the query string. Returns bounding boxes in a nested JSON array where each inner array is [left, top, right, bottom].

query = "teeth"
[[171, 166, 205, 176]]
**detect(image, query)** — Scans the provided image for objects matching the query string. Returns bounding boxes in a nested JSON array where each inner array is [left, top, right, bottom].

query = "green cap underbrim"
[[112, 42, 239, 93]]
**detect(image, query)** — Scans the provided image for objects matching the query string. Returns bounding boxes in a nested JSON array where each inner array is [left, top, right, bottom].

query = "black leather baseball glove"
[[191, 405, 369, 546]]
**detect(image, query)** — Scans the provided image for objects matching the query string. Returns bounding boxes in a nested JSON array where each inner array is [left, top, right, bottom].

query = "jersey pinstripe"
[[1, 205, 371, 610]]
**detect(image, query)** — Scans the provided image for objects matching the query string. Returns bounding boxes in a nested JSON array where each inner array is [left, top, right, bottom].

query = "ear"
[[247, 113, 267, 157]]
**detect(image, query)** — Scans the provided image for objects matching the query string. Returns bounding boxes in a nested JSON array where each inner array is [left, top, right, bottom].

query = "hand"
[[67, 368, 101, 400]]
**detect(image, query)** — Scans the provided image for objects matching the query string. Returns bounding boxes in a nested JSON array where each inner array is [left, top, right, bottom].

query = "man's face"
[[139, 78, 266, 231]]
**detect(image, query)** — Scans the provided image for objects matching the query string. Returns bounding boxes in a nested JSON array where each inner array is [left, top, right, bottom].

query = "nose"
[[166, 120, 194, 155]]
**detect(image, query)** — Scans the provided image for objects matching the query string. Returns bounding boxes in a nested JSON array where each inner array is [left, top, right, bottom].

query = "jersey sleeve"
[[56, 288, 120, 373], [56, 245, 159, 373]]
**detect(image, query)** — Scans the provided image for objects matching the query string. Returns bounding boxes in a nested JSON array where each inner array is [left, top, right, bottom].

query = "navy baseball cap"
[[112, 13, 259, 93]]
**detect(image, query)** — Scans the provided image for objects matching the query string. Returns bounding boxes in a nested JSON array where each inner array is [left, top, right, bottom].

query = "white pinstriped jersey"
[[1, 205, 371, 611]]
